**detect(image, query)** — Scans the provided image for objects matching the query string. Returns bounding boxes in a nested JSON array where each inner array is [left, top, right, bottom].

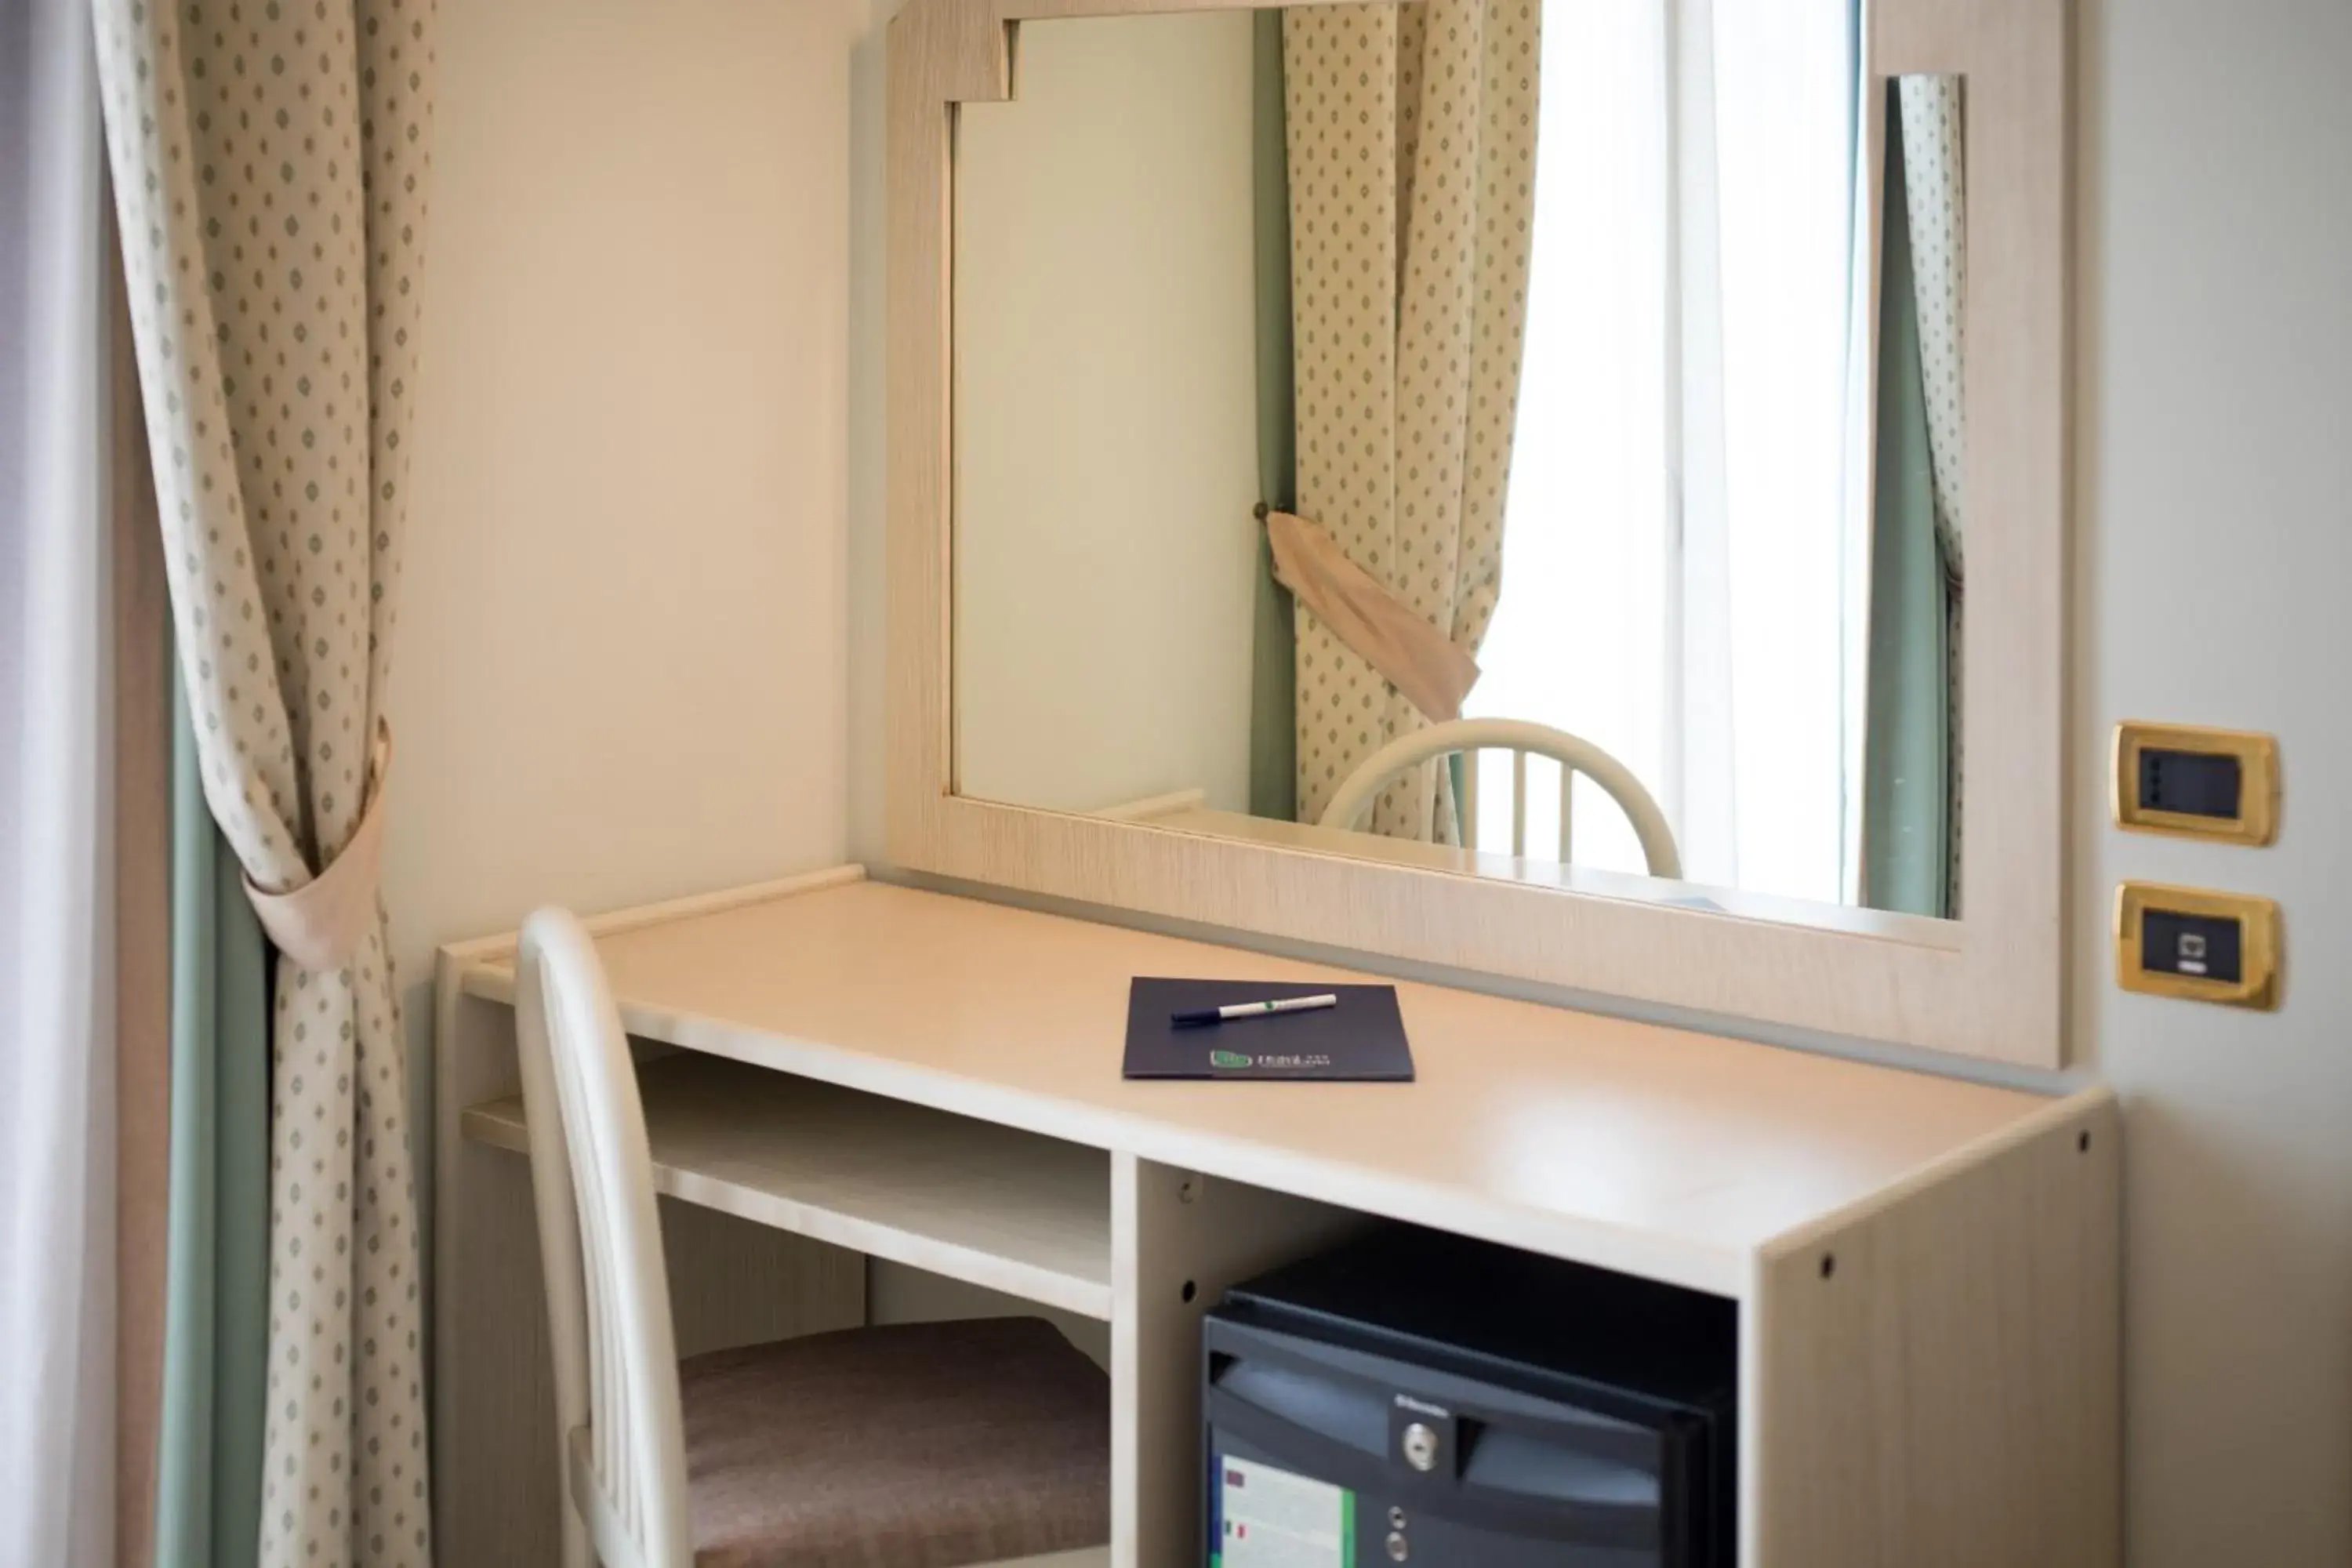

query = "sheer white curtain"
[[1469, 0, 1864, 904], [0, 1, 118, 1563], [1469, 0, 1673, 875]]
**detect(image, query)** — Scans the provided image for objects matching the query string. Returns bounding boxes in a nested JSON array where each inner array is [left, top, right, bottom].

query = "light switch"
[[2113, 722, 2279, 845], [2114, 881, 2281, 1008]]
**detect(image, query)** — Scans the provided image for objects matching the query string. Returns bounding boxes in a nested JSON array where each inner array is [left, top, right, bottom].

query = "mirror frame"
[[888, 0, 2071, 1067]]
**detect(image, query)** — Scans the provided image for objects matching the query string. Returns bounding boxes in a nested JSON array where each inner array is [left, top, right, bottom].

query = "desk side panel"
[[1112, 1156, 1364, 1568], [1749, 1092, 2120, 1567]]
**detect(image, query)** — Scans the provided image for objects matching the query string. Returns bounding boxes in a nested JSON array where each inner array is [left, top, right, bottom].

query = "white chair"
[[514, 908, 1111, 1568], [1317, 717, 1684, 878]]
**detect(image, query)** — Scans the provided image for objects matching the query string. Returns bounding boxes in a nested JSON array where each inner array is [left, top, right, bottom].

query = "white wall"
[[2075, 0, 2352, 1559], [390, 0, 856, 1077], [850, 0, 2352, 1558], [949, 13, 1262, 817]]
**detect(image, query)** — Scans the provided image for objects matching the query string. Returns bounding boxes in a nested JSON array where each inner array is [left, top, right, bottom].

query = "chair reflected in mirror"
[[1318, 718, 1683, 879]]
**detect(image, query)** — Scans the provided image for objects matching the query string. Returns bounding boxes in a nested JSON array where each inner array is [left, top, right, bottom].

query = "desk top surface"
[[457, 872, 2084, 1298]]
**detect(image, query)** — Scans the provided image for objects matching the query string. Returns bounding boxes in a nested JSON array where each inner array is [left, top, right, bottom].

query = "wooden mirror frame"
[[888, 0, 2070, 1067]]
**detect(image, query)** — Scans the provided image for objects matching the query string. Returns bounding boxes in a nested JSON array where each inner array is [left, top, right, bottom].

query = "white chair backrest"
[[515, 909, 695, 1568], [1317, 717, 1684, 878]]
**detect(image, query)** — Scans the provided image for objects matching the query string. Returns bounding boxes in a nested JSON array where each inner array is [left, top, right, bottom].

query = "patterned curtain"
[[89, 3, 438, 1563], [1284, 0, 1540, 840], [1898, 75, 1965, 914], [1860, 100, 1951, 920]]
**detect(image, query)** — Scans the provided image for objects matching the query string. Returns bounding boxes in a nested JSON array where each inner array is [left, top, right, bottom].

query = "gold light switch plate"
[[2114, 881, 2281, 1009], [2112, 722, 2279, 844]]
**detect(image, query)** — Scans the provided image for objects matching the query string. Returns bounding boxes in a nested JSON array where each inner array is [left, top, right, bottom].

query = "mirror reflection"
[[952, 3, 1965, 924]]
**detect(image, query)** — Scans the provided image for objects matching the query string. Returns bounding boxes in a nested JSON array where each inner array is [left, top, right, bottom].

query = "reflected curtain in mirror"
[[1283, 0, 1541, 843], [1863, 77, 1965, 919], [1248, 12, 1299, 823]]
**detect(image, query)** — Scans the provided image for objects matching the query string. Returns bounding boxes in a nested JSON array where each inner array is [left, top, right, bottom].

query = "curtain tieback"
[[244, 717, 394, 972], [1265, 509, 1481, 723]]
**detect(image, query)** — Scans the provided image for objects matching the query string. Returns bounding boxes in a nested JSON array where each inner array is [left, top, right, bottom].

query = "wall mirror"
[[891, 0, 2067, 1066]]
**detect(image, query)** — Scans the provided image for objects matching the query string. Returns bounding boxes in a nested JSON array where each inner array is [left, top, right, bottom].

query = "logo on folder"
[[1210, 1047, 1340, 1073]]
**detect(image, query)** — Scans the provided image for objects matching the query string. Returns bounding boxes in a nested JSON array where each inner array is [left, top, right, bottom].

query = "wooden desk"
[[434, 868, 2118, 1567]]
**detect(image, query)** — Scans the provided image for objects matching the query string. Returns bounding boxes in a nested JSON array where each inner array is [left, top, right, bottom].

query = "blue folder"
[[1121, 978, 1415, 1082]]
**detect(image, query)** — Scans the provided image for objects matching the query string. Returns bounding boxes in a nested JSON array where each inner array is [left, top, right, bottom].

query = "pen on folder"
[[1171, 993, 1339, 1029]]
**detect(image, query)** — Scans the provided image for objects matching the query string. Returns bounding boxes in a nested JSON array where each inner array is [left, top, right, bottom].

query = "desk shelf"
[[461, 1051, 1115, 1320]]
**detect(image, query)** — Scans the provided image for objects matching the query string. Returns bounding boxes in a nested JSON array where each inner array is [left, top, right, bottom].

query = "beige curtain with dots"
[[1898, 74, 1965, 913], [90, 2, 437, 1563], [1283, 0, 1539, 841]]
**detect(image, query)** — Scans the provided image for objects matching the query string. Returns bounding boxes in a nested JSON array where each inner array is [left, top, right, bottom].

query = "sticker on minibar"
[[1214, 1454, 1355, 1568]]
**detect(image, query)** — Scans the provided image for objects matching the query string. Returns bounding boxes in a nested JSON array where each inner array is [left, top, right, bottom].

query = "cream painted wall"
[[850, 0, 2352, 1558], [390, 0, 855, 1082], [367, 0, 2352, 1548], [2074, 0, 2352, 1559], [949, 13, 1262, 817]]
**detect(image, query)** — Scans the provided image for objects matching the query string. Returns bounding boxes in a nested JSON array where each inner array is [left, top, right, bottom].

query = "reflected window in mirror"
[[951, 3, 1965, 927], [1470, 7, 1964, 923]]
